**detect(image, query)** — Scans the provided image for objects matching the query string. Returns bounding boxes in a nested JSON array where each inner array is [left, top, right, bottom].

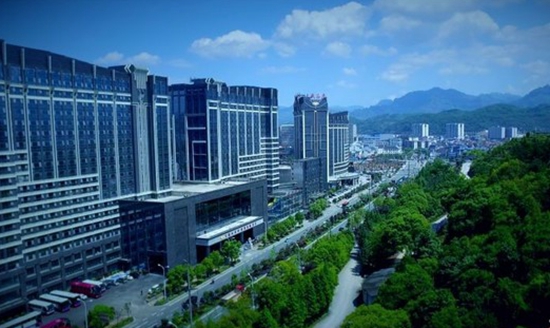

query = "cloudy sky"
[[1, 0, 549, 106]]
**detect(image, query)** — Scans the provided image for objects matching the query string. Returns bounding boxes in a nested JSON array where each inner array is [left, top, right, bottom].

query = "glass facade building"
[[328, 111, 350, 177], [169, 78, 279, 194], [0, 40, 171, 316], [293, 94, 329, 191]]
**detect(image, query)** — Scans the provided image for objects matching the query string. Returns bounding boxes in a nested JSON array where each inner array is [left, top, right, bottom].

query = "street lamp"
[[247, 273, 256, 309], [157, 264, 167, 300], [82, 299, 89, 328], [182, 259, 193, 328], [293, 242, 302, 272]]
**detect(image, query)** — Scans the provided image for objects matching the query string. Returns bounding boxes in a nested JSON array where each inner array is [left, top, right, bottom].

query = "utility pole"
[[183, 259, 193, 327], [247, 273, 256, 309], [157, 264, 167, 301]]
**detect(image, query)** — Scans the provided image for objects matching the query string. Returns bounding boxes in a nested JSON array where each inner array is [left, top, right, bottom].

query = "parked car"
[[77, 293, 88, 301]]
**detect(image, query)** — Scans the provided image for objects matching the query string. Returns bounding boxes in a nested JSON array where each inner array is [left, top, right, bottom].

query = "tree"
[[88, 304, 115, 328], [376, 262, 434, 310], [342, 304, 411, 328], [221, 239, 241, 264], [202, 257, 215, 277], [209, 250, 225, 270], [295, 212, 305, 225]]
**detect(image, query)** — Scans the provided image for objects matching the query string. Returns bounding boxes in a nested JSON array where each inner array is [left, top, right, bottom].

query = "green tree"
[[221, 239, 241, 264], [202, 257, 215, 277], [88, 304, 115, 328], [376, 262, 434, 310], [295, 212, 305, 225], [342, 304, 411, 328], [208, 250, 225, 269]]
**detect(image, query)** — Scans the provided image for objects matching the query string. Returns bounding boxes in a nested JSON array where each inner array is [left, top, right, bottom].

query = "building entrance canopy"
[[196, 216, 263, 247]]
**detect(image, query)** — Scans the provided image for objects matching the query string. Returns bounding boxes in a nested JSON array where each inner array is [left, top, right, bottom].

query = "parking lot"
[[42, 273, 164, 327]]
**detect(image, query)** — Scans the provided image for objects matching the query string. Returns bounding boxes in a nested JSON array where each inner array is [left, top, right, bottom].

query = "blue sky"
[[1, 0, 549, 106]]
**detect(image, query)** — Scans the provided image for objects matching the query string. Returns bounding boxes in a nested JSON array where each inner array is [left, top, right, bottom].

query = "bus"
[[38, 295, 71, 313], [0, 311, 42, 328], [70, 281, 101, 299], [28, 300, 55, 316], [82, 280, 107, 293], [40, 318, 71, 328], [48, 291, 81, 308]]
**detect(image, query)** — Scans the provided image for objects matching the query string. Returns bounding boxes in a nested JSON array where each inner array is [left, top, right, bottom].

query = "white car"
[[78, 293, 88, 301]]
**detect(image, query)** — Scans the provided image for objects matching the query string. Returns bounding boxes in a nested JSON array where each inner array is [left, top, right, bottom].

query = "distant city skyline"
[[1, 0, 549, 106]]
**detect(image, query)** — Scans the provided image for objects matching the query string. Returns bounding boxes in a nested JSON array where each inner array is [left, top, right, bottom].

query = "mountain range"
[[277, 85, 550, 126], [352, 103, 550, 136], [351, 85, 550, 120]]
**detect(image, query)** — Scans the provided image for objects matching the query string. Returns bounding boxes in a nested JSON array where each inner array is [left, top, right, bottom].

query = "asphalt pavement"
[[48, 159, 422, 328], [314, 246, 363, 328]]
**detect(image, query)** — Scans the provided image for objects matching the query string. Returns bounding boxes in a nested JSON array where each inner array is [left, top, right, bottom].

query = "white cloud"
[[343, 67, 357, 76], [373, 0, 478, 16], [96, 51, 124, 64], [360, 44, 398, 56], [190, 30, 270, 58], [273, 42, 296, 57], [379, 15, 422, 33], [95, 51, 160, 67], [275, 2, 370, 39], [128, 52, 160, 66], [438, 10, 499, 40], [380, 50, 456, 82], [261, 66, 306, 74], [522, 60, 550, 74], [336, 80, 357, 88], [324, 42, 352, 57], [439, 64, 488, 75]]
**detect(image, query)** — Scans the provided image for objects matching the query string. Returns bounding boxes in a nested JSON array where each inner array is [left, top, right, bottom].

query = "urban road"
[[48, 159, 422, 328]]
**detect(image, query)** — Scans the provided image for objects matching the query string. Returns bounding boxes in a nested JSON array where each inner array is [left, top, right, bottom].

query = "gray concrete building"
[[119, 179, 267, 269]]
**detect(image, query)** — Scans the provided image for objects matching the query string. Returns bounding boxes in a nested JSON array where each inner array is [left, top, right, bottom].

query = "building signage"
[[197, 218, 264, 246], [220, 220, 262, 241]]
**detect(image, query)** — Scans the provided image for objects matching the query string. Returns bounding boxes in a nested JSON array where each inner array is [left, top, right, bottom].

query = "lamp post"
[[182, 259, 193, 327], [293, 242, 302, 272], [247, 273, 255, 309], [82, 299, 89, 328], [157, 264, 167, 300]]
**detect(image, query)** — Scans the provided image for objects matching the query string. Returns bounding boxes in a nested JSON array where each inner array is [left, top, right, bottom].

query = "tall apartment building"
[[328, 111, 350, 177], [170, 79, 279, 194], [349, 123, 357, 143], [411, 123, 429, 138], [0, 41, 171, 315], [293, 94, 329, 185], [505, 127, 518, 139], [488, 126, 506, 139], [446, 123, 465, 140]]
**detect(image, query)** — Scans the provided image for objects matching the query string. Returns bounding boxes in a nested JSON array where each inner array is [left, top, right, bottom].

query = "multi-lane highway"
[[130, 159, 424, 327]]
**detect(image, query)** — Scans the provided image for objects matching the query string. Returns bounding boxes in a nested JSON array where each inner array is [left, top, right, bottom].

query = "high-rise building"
[[446, 123, 465, 140], [488, 126, 506, 139], [349, 123, 357, 143], [170, 79, 279, 194], [0, 40, 171, 315], [411, 123, 429, 138], [505, 127, 518, 139], [279, 124, 295, 149], [328, 112, 350, 177], [293, 94, 329, 185]]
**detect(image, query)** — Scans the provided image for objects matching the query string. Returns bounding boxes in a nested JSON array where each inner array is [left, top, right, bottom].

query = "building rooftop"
[[144, 180, 249, 203]]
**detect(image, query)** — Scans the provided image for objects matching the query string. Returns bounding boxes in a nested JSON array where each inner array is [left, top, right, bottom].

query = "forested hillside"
[[346, 135, 550, 327], [352, 104, 550, 135]]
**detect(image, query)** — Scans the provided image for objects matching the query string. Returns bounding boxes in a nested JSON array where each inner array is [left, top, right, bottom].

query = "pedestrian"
[[140, 289, 143, 296]]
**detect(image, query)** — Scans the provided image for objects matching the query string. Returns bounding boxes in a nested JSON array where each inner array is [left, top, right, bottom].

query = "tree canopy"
[[349, 134, 550, 328]]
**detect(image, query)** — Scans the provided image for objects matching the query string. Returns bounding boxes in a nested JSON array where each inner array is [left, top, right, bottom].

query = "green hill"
[[353, 104, 550, 135]]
